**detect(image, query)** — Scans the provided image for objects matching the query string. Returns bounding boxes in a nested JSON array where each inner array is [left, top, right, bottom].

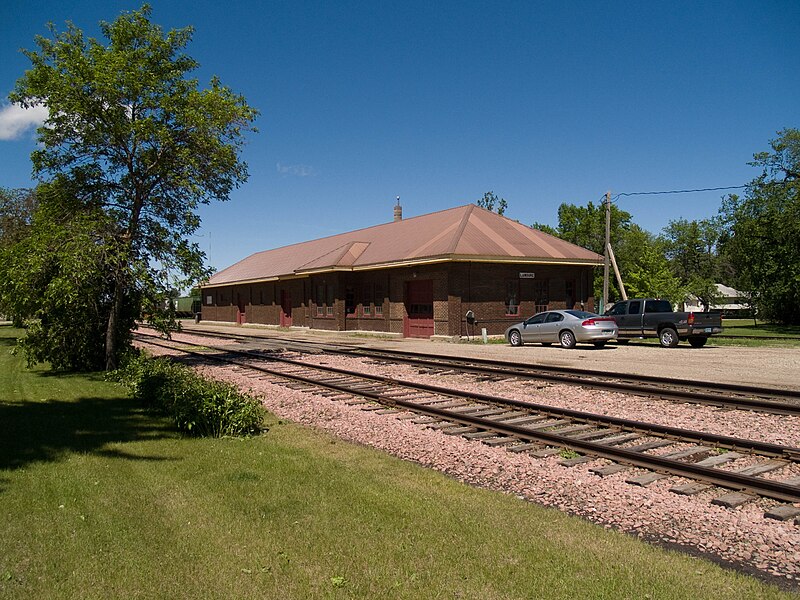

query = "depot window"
[[313, 283, 336, 317], [326, 284, 335, 316], [362, 284, 372, 316], [505, 280, 520, 316], [374, 284, 384, 316]]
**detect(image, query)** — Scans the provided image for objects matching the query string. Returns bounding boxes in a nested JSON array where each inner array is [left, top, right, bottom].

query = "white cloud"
[[0, 103, 48, 141], [276, 162, 316, 177]]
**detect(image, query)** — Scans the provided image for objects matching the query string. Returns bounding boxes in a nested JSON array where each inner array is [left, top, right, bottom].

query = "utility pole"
[[602, 190, 611, 312]]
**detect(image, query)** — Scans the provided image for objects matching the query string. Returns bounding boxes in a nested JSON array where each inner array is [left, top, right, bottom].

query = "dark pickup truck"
[[604, 298, 723, 348]]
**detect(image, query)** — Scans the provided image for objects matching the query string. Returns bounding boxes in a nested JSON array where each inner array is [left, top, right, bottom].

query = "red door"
[[404, 280, 434, 338], [280, 290, 292, 327]]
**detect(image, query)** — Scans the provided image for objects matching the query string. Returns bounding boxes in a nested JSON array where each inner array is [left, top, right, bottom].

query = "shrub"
[[116, 351, 265, 437]]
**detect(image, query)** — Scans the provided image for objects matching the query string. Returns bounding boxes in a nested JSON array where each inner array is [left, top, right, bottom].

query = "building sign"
[[519, 272, 536, 279]]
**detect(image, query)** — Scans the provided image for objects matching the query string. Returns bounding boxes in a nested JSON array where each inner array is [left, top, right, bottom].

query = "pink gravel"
[[136, 333, 800, 586]]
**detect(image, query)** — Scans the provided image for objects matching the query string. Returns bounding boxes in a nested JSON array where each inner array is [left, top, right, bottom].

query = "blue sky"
[[1, 1, 798, 272]]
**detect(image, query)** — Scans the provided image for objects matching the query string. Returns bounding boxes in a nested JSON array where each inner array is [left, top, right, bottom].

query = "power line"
[[611, 185, 747, 202]]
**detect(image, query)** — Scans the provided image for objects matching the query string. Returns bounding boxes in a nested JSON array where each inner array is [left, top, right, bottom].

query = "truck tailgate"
[[690, 313, 722, 329]]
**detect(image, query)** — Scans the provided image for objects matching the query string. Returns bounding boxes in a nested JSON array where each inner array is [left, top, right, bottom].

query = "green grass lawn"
[[720, 319, 800, 337], [712, 319, 800, 348], [0, 326, 796, 599]]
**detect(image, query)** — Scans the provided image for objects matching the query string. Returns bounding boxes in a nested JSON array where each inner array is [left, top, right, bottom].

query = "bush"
[[116, 351, 265, 437]]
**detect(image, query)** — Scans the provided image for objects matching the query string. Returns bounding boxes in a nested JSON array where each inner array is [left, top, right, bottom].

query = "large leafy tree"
[[661, 217, 723, 310], [621, 225, 683, 303], [718, 128, 800, 324], [541, 201, 633, 301], [534, 200, 684, 304], [552, 201, 632, 258], [1, 182, 131, 369], [8, 5, 257, 369]]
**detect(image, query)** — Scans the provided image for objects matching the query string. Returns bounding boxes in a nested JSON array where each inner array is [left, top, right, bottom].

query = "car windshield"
[[564, 310, 597, 319]]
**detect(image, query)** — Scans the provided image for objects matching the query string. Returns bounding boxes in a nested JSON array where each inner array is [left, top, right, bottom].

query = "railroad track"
[[157, 325, 800, 415], [173, 322, 800, 343], [134, 332, 800, 515]]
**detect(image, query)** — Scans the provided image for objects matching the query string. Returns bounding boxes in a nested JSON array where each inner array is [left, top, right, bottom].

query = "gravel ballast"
[[137, 331, 800, 588]]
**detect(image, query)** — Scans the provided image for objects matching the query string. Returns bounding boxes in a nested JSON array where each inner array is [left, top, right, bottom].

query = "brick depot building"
[[200, 204, 603, 339]]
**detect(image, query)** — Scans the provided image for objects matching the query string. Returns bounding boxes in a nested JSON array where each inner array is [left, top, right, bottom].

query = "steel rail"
[[393, 401, 800, 504], [136, 335, 800, 502], [255, 350, 800, 458], [136, 334, 800, 457], [340, 347, 800, 402], [184, 324, 800, 343], [167, 325, 800, 409], [333, 350, 800, 416]]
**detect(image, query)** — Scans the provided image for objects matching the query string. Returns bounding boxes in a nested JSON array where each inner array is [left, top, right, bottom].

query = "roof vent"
[[393, 196, 402, 222]]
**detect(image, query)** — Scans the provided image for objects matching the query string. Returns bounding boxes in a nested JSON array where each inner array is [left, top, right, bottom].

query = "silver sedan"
[[505, 310, 618, 349]]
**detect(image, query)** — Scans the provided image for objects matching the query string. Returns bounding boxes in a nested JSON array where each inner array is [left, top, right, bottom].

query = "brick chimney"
[[393, 196, 402, 222]]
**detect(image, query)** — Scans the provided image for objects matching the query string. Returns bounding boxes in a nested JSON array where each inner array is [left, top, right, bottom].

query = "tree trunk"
[[105, 274, 125, 370], [106, 202, 140, 370]]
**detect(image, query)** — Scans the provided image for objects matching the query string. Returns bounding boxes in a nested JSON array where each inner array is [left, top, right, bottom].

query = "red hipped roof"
[[204, 205, 602, 287]]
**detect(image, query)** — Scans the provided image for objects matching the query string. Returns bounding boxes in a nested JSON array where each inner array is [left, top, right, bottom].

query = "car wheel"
[[659, 327, 679, 348], [688, 336, 707, 348], [508, 329, 523, 347], [559, 330, 576, 349], [593, 341, 607, 348]]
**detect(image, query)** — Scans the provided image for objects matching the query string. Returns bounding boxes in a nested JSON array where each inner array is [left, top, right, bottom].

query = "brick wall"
[[200, 304, 237, 322], [201, 261, 596, 336], [448, 262, 597, 336]]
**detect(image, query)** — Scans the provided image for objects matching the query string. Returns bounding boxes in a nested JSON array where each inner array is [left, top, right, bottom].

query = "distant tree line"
[[487, 128, 800, 325], [531, 201, 716, 312]]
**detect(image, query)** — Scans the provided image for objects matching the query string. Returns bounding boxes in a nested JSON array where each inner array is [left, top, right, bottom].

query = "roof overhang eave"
[[298, 254, 604, 274], [201, 254, 603, 287], [200, 273, 304, 289], [446, 254, 604, 266]]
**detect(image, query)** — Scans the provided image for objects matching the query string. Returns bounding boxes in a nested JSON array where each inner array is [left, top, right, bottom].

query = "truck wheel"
[[559, 330, 577, 349], [688, 336, 707, 348], [659, 328, 679, 348], [508, 329, 524, 347]]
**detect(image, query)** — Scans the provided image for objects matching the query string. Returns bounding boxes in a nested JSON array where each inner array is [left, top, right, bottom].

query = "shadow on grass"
[[0, 394, 176, 481]]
